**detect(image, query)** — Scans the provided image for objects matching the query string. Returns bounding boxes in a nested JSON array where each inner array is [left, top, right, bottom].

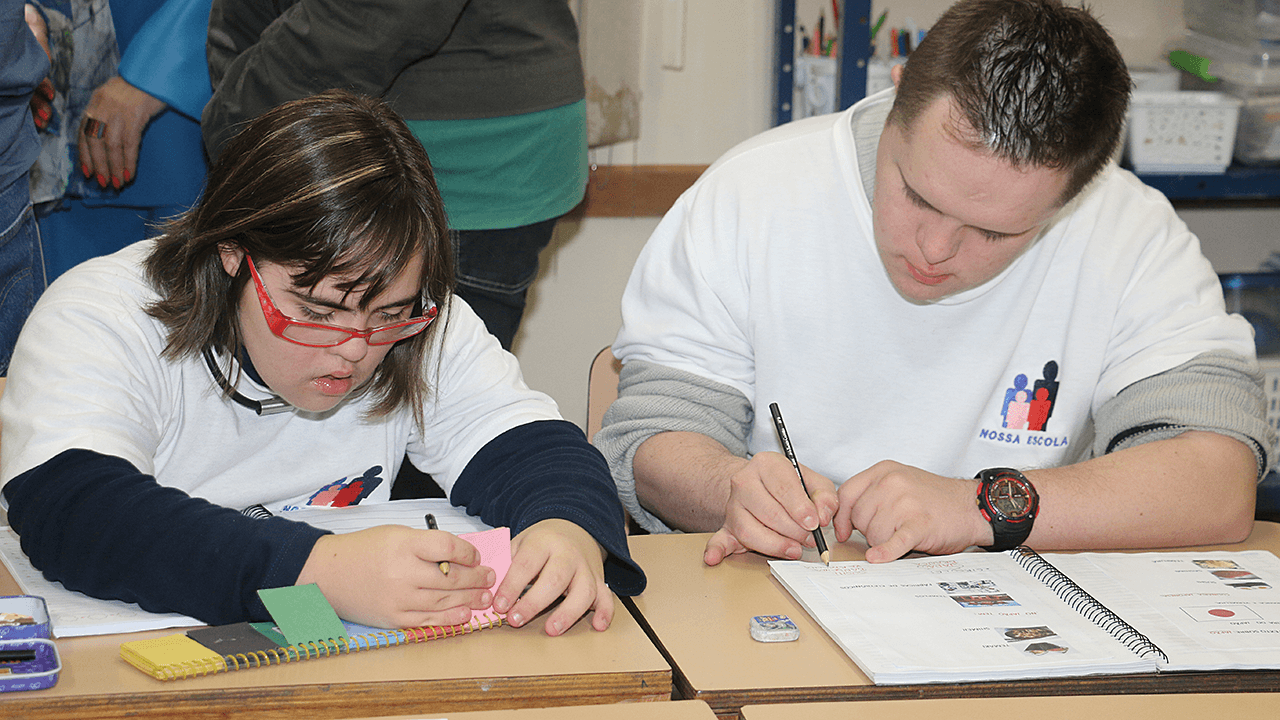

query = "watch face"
[[987, 478, 1032, 519]]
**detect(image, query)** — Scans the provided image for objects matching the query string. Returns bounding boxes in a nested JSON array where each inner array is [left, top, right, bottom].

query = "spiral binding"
[[162, 655, 225, 681], [1009, 546, 1168, 663], [157, 614, 509, 679]]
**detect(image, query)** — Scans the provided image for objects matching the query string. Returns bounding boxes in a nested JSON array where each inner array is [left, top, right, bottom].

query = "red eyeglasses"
[[246, 255, 437, 347]]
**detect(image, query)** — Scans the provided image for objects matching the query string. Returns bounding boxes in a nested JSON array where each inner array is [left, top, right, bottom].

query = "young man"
[[596, 0, 1274, 566]]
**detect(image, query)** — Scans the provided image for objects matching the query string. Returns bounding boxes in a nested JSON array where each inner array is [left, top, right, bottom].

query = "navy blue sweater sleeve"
[[2, 449, 330, 625], [449, 420, 646, 596]]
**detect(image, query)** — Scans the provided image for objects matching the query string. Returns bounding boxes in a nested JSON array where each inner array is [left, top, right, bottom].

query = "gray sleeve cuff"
[[1094, 350, 1276, 480], [593, 360, 753, 533]]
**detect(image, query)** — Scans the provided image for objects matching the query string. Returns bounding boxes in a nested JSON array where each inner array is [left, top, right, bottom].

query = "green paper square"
[[257, 584, 348, 648], [249, 621, 288, 646]]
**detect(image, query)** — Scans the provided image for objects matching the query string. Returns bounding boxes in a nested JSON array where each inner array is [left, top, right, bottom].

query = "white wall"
[[516, 0, 1280, 430]]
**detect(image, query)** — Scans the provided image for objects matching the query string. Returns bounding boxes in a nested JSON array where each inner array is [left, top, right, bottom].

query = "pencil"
[[425, 513, 450, 576], [768, 403, 831, 565]]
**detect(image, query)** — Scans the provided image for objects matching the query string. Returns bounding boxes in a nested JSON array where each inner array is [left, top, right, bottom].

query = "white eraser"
[[750, 614, 799, 642]]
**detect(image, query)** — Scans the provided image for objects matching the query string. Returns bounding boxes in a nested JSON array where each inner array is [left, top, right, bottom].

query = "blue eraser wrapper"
[[750, 614, 799, 642]]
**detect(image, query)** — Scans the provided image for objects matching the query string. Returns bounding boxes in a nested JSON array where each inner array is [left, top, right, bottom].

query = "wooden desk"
[[0, 568, 671, 720], [624, 523, 1280, 719], [352, 699, 717, 720], [739, 695, 1280, 720]]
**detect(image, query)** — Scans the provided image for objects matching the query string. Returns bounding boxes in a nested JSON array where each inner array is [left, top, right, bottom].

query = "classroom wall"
[[515, 0, 1280, 430]]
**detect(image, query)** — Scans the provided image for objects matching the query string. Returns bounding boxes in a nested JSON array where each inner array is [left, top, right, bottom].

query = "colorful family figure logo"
[[305, 466, 385, 507], [1001, 361, 1060, 432]]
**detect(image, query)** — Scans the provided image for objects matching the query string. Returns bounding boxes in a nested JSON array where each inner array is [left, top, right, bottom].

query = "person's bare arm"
[[835, 430, 1256, 563], [632, 431, 738, 532], [634, 430, 839, 565]]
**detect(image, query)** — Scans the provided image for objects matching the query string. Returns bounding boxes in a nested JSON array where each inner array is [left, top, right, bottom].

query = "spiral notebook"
[[770, 546, 1280, 685], [120, 526, 510, 681]]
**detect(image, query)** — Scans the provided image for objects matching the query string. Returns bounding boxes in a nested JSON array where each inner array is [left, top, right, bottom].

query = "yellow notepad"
[[118, 633, 227, 680]]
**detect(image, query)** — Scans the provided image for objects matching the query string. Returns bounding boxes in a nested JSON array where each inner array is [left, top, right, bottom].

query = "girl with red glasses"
[[0, 90, 643, 635]]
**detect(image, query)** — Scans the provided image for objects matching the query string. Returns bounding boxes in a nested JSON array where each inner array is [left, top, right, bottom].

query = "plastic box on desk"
[[1169, 31, 1280, 165], [1184, 0, 1280, 44], [0, 595, 61, 692], [1125, 91, 1240, 173], [1220, 272, 1280, 520]]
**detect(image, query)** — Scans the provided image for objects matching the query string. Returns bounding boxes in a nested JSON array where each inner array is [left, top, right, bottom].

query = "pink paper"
[[457, 527, 512, 623]]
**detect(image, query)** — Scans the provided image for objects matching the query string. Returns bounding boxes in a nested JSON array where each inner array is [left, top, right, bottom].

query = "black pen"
[[768, 402, 831, 565], [425, 513, 449, 576]]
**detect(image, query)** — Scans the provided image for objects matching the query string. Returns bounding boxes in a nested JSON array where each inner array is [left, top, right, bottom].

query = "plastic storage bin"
[[1220, 272, 1280, 519], [1169, 31, 1280, 165], [1125, 91, 1240, 173], [1221, 272, 1280, 356], [1184, 0, 1280, 44]]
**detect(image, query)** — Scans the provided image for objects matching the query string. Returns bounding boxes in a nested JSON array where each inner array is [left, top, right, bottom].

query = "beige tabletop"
[[738, 694, 1280, 720], [624, 522, 1280, 719], [349, 699, 717, 720], [0, 564, 671, 720]]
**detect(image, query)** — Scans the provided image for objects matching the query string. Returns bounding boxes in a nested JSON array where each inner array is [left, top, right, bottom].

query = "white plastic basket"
[[1127, 91, 1241, 174]]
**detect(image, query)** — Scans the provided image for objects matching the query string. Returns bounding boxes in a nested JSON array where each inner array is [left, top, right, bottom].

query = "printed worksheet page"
[[1046, 550, 1280, 672]]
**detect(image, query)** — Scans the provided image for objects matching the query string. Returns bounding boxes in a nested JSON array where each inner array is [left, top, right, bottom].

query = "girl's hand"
[[297, 524, 495, 629], [494, 519, 612, 636]]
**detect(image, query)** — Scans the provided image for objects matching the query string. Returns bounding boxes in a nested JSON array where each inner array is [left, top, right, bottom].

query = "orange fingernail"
[[123, 169, 131, 182], [81, 163, 90, 178], [97, 174, 106, 187], [111, 176, 121, 190]]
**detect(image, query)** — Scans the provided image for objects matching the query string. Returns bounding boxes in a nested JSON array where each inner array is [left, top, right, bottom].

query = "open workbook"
[[770, 547, 1280, 685]]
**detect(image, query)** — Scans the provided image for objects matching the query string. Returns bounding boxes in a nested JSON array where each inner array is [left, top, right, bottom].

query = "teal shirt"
[[407, 100, 587, 231]]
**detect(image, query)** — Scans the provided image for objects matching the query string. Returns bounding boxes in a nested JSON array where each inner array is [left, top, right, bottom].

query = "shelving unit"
[[772, 2, 1280, 205], [1132, 165, 1280, 203], [774, 0, 871, 126]]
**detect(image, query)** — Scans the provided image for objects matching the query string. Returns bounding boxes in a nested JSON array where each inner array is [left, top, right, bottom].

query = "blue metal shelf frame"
[[774, 0, 873, 127], [1133, 165, 1280, 202]]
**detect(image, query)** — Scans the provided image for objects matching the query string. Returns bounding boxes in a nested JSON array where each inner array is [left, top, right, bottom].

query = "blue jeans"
[[0, 174, 46, 375], [451, 217, 558, 351]]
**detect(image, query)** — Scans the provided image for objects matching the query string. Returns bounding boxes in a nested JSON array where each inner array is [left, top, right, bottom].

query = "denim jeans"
[[451, 217, 558, 351], [0, 174, 46, 375]]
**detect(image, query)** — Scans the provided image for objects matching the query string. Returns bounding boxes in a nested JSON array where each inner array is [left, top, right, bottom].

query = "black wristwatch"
[[975, 467, 1039, 552]]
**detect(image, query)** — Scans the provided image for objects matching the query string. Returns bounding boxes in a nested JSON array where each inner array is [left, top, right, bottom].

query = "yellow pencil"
[[425, 513, 450, 576]]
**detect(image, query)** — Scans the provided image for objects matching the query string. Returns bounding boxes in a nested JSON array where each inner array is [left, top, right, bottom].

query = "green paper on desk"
[[257, 584, 347, 647]]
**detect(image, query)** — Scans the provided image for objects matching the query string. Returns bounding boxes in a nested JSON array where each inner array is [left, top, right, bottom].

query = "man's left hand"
[[834, 460, 990, 562]]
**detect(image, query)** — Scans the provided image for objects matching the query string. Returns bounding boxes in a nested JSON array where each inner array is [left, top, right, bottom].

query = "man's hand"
[[494, 519, 612, 636], [297, 525, 494, 629], [703, 451, 838, 566], [78, 77, 166, 189], [834, 460, 989, 562]]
